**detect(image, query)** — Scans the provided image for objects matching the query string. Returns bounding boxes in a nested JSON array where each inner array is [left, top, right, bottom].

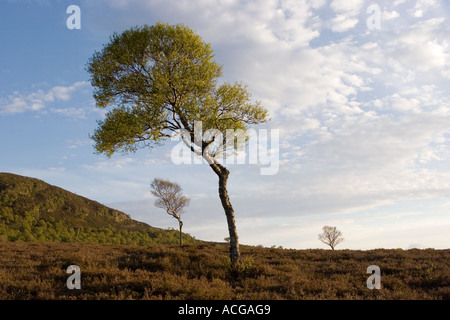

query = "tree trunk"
[[210, 162, 240, 265], [179, 220, 183, 247]]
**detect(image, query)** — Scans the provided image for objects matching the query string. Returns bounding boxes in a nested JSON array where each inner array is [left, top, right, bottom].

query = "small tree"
[[318, 226, 344, 250], [150, 178, 190, 246]]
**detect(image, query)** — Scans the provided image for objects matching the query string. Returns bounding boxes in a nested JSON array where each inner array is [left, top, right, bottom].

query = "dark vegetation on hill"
[[0, 173, 201, 246], [0, 242, 448, 300]]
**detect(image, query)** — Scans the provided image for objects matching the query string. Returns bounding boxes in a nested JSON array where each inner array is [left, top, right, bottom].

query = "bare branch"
[[150, 178, 190, 246], [318, 226, 344, 250]]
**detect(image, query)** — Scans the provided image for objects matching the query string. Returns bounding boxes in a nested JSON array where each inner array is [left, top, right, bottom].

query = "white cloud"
[[409, 0, 438, 17], [329, 0, 364, 16], [330, 14, 359, 32], [393, 0, 407, 6], [385, 18, 449, 72], [82, 157, 136, 170], [66, 139, 91, 150], [382, 10, 400, 21], [50, 107, 87, 119], [0, 81, 89, 115], [327, 0, 364, 32]]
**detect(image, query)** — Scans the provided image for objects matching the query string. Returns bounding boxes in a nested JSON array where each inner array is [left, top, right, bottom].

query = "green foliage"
[[86, 22, 269, 158], [0, 173, 201, 246], [222, 255, 264, 281]]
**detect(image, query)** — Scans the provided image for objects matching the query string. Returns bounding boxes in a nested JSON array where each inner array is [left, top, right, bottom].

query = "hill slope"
[[0, 172, 200, 245]]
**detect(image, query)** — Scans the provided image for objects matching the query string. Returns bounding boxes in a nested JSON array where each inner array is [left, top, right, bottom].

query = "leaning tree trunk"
[[179, 220, 183, 247], [210, 162, 240, 265]]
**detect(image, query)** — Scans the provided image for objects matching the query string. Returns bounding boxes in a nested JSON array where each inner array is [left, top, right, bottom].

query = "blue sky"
[[1, 0, 450, 249]]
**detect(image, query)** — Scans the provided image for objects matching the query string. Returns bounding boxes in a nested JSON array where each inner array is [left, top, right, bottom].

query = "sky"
[[1, 0, 450, 250]]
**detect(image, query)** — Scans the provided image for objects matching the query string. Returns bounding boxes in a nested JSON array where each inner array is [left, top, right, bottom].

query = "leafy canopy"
[[87, 22, 269, 158]]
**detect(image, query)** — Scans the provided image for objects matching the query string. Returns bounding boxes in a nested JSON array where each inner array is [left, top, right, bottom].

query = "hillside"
[[0, 172, 201, 245], [0, 242, 448, 300]]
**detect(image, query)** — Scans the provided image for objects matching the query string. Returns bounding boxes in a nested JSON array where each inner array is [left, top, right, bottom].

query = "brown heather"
[[0, 242, 448, 300]]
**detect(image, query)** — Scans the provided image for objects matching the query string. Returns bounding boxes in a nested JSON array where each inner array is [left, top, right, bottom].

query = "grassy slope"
[[0, 242, 448, 300], [0, 172, 201, 245], [0, 172, 144, 230]]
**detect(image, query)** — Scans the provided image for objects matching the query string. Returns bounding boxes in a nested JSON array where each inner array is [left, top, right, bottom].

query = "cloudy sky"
[[1, 0, 449, 250]]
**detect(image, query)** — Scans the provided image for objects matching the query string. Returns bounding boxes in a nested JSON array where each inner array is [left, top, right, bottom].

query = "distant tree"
[[318, 226, 344, 250], [150, 178, 190, 246], [86, 22, 269, 265]]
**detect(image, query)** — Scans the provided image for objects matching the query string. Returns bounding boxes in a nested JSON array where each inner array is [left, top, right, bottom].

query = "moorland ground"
[[0, 241, 448, 300]]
